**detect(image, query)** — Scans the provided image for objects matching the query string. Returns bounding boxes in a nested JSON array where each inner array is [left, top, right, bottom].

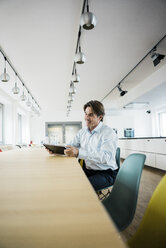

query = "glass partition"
[[45, 122, 82, 145]]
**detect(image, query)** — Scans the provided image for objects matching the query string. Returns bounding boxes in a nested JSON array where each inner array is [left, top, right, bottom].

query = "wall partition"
[[45, 122, 82, 145]]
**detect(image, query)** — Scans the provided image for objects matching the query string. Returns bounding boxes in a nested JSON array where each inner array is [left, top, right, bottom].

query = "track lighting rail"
[[0, 45, 41, 110], [67, 0, 97, 116], [101, 34, 166, 102]]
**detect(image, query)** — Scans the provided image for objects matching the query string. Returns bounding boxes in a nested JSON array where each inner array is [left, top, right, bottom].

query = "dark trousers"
[[82, 164, 118, 191]]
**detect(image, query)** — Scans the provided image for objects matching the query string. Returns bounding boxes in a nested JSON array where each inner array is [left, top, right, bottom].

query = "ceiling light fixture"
[[80, 0, 97, 30], [151, 48, 165, 67], [123, 102, 149, 109], [67, 0, 89, 117], [75, 40, 86, 64], [12, 73, 20, 94], [20, 88, 27, 101], [0, 56, 10, 82], [26, 96, 32, 107], [0, 46, 41, 114], [117, 84, 128, 97], [31, 105, 35, 112], [69, 93, 74, 102], [101, 35, 166, 103], [69, 82, 76, 95], [72, 64, 80, 83]]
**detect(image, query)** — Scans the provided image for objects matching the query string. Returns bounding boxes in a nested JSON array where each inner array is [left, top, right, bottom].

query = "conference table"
[[0, 147, 126, 248]]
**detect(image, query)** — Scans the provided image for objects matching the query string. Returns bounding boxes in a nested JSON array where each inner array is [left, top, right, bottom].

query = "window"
[[18, 113, 22, 144], [0, 103, 3, 144], [45, 122, 82, 144], [159, 111, 166, 136]]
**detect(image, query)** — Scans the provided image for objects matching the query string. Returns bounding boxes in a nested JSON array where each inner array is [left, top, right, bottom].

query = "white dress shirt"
[[68, 122, 118, 171]]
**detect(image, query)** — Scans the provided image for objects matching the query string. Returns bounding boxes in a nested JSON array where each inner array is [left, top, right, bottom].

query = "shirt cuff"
[[78, 148, 88, 160]]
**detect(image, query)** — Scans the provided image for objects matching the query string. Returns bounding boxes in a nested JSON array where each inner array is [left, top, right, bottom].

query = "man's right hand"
[[64, 146, 79, 157], [45, 148, 54, 155]]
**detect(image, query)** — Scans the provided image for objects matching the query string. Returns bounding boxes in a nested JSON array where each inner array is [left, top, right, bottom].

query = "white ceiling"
[[133, 81, 166, 109], [0, 0, 166, 117]]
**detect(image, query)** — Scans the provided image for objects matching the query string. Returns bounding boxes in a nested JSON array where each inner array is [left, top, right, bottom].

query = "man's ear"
[[98, 115, 103, 121]]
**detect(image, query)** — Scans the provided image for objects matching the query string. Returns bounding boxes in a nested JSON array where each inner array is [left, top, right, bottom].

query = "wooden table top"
[[0, 148, 126, 248]]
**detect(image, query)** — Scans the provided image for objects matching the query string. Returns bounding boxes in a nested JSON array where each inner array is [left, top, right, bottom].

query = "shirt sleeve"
[[67, 130, 81, 148]]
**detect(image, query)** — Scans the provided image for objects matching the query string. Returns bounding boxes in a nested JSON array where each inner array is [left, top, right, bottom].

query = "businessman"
[[65, 100, 118, 191]]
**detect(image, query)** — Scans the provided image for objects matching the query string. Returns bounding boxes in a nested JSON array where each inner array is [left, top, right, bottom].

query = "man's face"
[[84, 106, 102, 131]]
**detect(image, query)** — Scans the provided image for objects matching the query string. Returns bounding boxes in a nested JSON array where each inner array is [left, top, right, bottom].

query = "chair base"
[[97, 188, 111, 200]]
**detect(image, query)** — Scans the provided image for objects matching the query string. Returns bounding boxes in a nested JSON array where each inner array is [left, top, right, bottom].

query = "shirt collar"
[[87, 121, 103, 134]]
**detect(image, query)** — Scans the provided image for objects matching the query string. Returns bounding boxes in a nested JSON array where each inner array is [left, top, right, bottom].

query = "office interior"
[[0, 0, 166, 247]]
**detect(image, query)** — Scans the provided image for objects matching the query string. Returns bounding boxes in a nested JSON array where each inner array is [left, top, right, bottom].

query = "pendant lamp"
[[12, 73, 20, 94], [20, 91, 27, 101], [0, 57, 10, 82], [75, 44, 86, 64], [26, 98, 32, 107], [69, 82, 76, 94], [80, 0, 97, 30], [72, 67, 80, 83]]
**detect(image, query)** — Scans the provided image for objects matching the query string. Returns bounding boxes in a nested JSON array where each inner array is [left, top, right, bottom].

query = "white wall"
[[30, 110, 84, 145], [3, 103, 13, 144], [116, 64, 166, 109], [151, 103, 166, 137], [0, 87, 30, 145], [133, 110, 152, 137], [30, 102, 165, 144], [103, 64, 166, 139], [0, 81, 85, 146], [1, 62, 166, 145], [105, 109, 152, 138], [17, 105, 31, 145]]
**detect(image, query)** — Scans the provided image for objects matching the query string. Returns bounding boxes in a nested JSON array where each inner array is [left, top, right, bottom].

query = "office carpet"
[[120, 165, 165, 242]]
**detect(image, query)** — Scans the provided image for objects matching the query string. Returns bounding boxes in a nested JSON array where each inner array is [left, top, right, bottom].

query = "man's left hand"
[[64, 146, 79, 157]]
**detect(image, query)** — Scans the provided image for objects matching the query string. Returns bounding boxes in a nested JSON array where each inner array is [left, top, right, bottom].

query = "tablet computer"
[[43, 144, 66, 154]]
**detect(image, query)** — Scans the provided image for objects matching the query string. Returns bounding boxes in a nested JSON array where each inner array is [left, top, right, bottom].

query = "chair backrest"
[[128, 175, 166, 248], [115, 147, 120, 169], [78, 158, 84, 168], [102, 153, 146, 231]]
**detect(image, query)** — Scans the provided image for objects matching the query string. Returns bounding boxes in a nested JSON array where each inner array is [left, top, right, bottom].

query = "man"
[[65, 100, 118, 191]]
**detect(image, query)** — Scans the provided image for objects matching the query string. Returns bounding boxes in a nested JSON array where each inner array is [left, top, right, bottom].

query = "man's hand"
[[45, 148, 55, 155], [64, 146, 79, 157]]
